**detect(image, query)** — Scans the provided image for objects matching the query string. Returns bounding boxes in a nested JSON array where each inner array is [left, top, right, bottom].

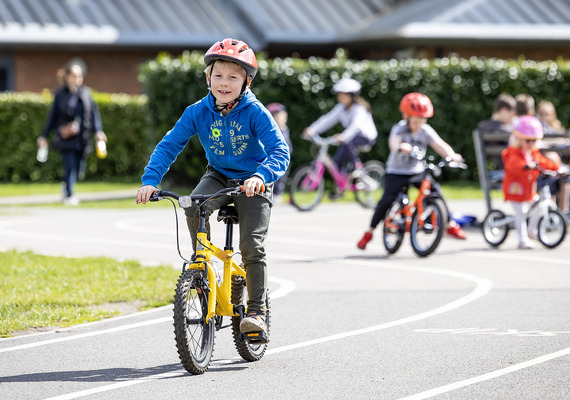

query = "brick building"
[[1, 0, 569, 95]]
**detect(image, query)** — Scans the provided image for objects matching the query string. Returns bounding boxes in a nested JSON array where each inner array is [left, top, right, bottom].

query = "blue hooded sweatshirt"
[[142, 90, 290, 187]]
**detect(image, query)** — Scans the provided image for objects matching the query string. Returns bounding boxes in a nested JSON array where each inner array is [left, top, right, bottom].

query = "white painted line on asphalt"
[[0, 276, 294, 353], [0, 318, 172, 353], [398, 347, 570, 400], [469, 251, 570, 265], [0, 305, 172, 342], [43, 370, 186, 400], [266, 260, 493, 355], [31, 260, 492, 400], [0, 220, 175, 249]]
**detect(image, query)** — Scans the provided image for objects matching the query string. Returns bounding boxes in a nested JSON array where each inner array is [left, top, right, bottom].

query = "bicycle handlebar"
[[531, 164, 569, 178], [403, 148, 467, 171], [149, 184, 265, 208], [304, 134, 337, 147]]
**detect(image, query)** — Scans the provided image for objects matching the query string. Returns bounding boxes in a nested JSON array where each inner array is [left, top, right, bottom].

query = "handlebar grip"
[[239, 184, 266, 193], [149, 190, 181, 201], [149, 190, 161, 202]]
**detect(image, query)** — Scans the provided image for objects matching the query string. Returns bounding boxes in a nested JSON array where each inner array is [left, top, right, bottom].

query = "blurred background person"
[[267, 102, 291, 204], [37, 61, 107, 205]]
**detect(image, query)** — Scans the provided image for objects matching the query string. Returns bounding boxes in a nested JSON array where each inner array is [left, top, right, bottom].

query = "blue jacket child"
[[136, 38, 289, 339]]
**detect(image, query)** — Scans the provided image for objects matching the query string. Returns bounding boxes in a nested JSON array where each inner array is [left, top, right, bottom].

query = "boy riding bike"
[[357, 92, 465, 249], [303, 78, 378, 198], [136, 38, 290, 338]]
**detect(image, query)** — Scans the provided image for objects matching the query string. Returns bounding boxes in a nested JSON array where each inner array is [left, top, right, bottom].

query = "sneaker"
[[357, 232, 373, 250], [447, 224, 466, 240], [518, 241, 534, 250], [240, 312, 267, 334], [63, 196, 80, 206]]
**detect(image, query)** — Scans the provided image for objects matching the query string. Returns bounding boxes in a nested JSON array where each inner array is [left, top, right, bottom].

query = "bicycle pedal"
[[244, 331, 269, 344]]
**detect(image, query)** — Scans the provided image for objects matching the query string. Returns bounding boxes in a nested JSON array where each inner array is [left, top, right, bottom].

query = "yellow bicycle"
[[150, 183, 270, 375]]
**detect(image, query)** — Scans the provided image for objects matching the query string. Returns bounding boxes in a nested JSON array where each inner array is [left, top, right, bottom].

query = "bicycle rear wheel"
[[482, 209, 509, 247], [173, 269, 215, 375], [383, 201, 405, 254], [231, 275, 270, 361], [410, 198, 445, 257], [354, 160, 385, 209], [289, 163, 325, 211], [537, 209, 567, 248]]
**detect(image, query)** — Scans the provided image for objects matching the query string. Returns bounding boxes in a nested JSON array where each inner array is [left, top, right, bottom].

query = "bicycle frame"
[[302, 137, 364, 192], [187, 205, 246, 323], [486, 185, 557, 230], [384, 176, 436, 233]]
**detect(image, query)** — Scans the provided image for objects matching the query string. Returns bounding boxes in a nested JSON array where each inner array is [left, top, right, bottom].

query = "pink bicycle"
[[289, 135, 385, 211]]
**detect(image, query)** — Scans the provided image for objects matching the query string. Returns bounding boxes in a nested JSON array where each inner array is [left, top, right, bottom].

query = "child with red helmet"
[[136, 38, 290, 338], [357, 92, 465, 250], [502, 115, 560, 249]]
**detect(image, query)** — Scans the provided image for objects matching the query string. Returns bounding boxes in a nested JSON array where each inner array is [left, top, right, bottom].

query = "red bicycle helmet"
[[204, 38, 258, 79], [399, 92, 434, 118]]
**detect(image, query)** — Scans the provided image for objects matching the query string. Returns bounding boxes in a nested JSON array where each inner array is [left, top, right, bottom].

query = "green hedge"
[[0, 91, 150, 183], [3, 51, 570, 185], [140, 50, 570, 184]]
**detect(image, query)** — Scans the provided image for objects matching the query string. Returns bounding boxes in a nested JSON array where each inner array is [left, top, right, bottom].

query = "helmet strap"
[[210, 77, 249, 113]]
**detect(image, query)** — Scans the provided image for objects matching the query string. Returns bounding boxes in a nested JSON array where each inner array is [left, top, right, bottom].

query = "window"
[[0, 56, 14, 91]]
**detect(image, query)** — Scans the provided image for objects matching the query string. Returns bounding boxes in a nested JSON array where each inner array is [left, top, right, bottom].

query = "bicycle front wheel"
[[482, 209, 509, 247], [410, 198, 446, 257], [383, 201, 405, 254], [537, 209, 567, 248], [354, 161, 385, 209], [173, 269, 215, 375], [289, 163, 325, 211], [231, 275, 270, 361]]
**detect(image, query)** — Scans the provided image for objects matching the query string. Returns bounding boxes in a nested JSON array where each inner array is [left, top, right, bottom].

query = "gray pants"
[[184, 168, 273, 314]]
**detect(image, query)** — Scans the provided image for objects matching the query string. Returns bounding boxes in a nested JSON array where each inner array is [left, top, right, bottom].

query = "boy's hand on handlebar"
[[243, 176, 264, 197], [136, 185, 158, 204]]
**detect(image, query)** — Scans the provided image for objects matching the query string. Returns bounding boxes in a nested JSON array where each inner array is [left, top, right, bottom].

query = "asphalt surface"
[[0, 194, 569, 400]]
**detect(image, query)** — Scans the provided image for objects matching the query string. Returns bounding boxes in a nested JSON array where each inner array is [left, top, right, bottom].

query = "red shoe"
[[357, 232, 373, 249], [447, 224, 467, 240]]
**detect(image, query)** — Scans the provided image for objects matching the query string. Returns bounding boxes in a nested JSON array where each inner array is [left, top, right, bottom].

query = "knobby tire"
[[231, 275, 270, 361], [173, 269, 215, 375]]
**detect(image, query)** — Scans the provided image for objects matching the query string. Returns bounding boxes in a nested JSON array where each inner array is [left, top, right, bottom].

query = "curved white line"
[[267, 260, 492, 355], [0, 276, 296, 352], [470, 251, 570, 266], [268, 276, 296, 299], [33, 261, 492, 399], [398, 347, 570, 400]]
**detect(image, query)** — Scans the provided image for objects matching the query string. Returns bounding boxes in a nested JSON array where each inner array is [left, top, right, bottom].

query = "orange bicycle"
[[383, 155, 467, 257]]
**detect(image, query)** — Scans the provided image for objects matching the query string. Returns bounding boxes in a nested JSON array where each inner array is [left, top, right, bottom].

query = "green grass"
[[0, 181, 141, 197], [0, 179, 502, 210], [0, 249, 180, 337]]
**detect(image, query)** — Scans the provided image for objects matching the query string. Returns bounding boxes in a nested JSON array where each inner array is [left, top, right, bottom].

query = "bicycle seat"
[[217, 205, 239, 224]]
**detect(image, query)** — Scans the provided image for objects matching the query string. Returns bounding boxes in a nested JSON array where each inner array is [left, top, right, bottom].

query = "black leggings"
[[369, 172, 449, 229]]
